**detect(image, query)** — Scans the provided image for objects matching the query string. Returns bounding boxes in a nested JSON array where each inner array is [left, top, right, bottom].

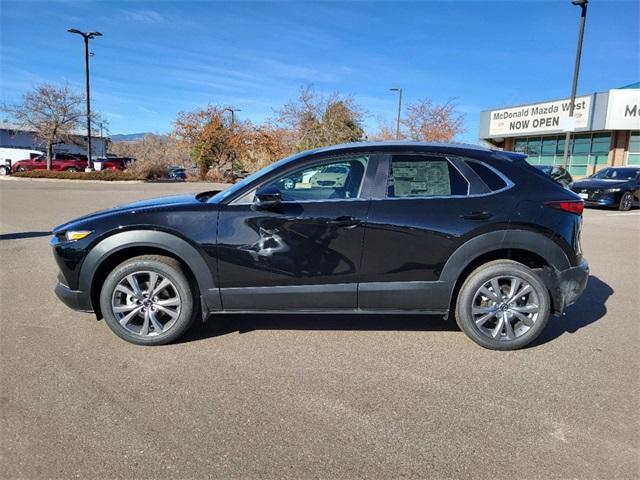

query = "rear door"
[[358, 152, 513, 311]]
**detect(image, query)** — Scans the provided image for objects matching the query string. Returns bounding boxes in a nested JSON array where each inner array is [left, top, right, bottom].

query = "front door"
[[217, 154, 373, 310]]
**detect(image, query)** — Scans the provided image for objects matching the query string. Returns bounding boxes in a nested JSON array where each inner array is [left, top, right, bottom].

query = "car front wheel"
[[455, 260, 551, 350], [100, 255, 196, 345], [618, 191, 633, 211]]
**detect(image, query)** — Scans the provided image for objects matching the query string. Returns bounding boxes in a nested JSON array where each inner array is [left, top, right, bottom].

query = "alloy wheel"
[[471, 275, 540, 342], [111, 271, 181, 337]]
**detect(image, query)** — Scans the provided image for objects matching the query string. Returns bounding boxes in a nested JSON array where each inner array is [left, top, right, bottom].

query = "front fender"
[[79, 229, 221, 313]]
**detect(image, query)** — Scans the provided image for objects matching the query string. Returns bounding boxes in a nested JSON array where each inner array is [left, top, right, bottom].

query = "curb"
[[0, 175, 145, 184]]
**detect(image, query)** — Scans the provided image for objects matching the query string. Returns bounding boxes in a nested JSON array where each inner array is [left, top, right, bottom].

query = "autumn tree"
[[276, 86, 365, 151], [2, 83, 95, 170], [174, 106, 241, 179], [402, 98, 465, 142]]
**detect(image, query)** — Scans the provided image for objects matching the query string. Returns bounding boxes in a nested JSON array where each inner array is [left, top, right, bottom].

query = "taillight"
[[545, 200, 584, 215]]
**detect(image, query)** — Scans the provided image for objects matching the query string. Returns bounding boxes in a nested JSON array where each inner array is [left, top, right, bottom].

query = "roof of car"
[[307, 141, 496, 155]]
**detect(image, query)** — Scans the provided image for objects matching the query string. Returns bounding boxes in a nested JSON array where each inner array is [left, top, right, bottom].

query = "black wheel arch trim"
[[79, 229, 221, 314], [439, 229, 571, 285]]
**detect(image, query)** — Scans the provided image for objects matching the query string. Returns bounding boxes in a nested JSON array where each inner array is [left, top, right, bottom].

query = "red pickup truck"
[[12, 153, 88, 172]]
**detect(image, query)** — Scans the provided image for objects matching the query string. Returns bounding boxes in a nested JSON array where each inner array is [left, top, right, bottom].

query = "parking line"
[[605, 212, 640, 216]]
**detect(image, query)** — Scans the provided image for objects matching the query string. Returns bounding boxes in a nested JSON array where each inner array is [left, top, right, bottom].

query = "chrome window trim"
[[381, 153, 514, 201]]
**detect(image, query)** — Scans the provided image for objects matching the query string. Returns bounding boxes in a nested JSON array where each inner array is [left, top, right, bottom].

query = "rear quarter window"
[[464, 161, 507, 191]]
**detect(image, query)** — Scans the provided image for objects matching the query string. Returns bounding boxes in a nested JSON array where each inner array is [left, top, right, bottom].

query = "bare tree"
[[402, 98, 465, 142], [276, 86, 365, 151], [3, 84, 87, 169], [370, 116, 400, 141]]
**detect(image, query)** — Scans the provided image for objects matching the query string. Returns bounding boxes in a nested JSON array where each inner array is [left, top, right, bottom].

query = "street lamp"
[[389, 88, 403, 140], [224, 108, 241, 127], [562, 0, 588, 168], [68, 29, 102, 171]]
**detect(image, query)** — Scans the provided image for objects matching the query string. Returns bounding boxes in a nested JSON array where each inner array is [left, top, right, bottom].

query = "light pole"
[[562, 0, 588, 168], [389, 88, 403, 140], [224, 108, 241, 127], [68, 29, 102, 171]]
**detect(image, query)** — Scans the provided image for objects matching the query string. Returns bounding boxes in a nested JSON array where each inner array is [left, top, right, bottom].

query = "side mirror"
[[254, 185, 282, 210]]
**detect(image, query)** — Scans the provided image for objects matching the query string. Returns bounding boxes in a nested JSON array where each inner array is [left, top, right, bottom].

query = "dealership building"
[[0, 122, 109, 159], [479, 83, 640, 176]]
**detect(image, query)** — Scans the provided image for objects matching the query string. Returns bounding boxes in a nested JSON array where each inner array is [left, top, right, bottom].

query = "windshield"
[[208, 150, 308, 203], [590, 168, 639, 180]]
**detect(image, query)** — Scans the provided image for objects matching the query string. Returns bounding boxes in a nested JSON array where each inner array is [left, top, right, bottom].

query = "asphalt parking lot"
[[1, 178, 638, 479]]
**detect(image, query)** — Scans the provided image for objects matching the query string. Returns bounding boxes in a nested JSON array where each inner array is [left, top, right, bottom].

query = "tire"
[[16, 167, 26, 172], [65, 167, 78, 172], [0, 166, 7, 176], [454, 260, 551, 350], [618, 192, 633, 211], [99, 255, 196, 345]]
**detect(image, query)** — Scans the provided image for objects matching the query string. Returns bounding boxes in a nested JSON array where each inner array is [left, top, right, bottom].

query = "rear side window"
[[387, 155, 468, 198], [464, 161, 507, 191]]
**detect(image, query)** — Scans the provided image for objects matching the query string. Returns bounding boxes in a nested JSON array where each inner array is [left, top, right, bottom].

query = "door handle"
[[327, 216, 360, 227], [460, 211, 493, 220]]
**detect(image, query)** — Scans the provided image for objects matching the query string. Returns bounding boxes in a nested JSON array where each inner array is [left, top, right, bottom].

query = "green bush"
[[12, 170, 145, 181]]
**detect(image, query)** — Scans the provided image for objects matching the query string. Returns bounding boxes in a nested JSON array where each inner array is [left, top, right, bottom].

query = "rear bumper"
[[584, 198, 617, 207], [54, 282, 93, 312], [538, 260, 589, 314]]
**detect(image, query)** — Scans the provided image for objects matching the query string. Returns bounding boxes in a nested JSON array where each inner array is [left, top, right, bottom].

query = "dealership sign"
[[605, 89, 640, 130], [489, 95, 592, 136]]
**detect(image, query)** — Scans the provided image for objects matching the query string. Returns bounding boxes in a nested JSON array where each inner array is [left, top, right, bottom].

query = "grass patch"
[[12, 170, 145, 181]]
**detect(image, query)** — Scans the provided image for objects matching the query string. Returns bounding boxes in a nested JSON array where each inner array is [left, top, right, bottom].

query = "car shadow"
[[181, 275, 612, 347], [181, 311, 458, 344], [0, 231, 51, 240], [531, 274, 613, 347]]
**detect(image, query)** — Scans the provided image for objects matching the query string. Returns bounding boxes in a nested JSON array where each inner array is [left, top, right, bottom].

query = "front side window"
[[263, 155, 369, 202], [387, 155, 468, 198]]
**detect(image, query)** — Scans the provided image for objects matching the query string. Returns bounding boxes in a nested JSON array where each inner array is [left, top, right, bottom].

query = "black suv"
[[51, 142, 589, 350]]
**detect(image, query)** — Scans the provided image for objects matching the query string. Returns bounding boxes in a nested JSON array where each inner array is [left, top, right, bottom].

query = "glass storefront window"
[[541, 137, 557, 156], [519, 132, 613, 173], [628, 131, 640, 165], [527, 137, 542, 156], [572, 134, 591, 155], [514, 138, 527, 153]]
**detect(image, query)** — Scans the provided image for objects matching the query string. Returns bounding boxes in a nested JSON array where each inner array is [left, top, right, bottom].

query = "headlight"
[[604, 188, 622, 193], [65, 230, 93, 241]]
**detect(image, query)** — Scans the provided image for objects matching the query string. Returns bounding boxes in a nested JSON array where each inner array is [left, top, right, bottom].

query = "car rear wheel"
[[618, 192, 633, 211], [99, 255, 196, 345], [65, 167, 79, 172], [16, 166, 27, 172], [455, 260, 550, 350]]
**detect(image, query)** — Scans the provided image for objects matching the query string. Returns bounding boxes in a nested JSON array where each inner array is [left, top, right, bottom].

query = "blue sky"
[[1, 0, 638, 142]]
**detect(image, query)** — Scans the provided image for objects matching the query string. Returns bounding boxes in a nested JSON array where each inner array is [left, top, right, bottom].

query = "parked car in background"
[[12, 153, 88, 173], [167, 166, 187, 180], [0, 148, 43, 175], [569, 166, 640, 211], [534, 165, 573, 187], [99, 157, 133, 171], [51, 142, 589, 350]]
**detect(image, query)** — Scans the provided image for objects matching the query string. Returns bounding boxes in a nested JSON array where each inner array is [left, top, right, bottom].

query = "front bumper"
[[54, 282, 93, 312], [537, 260, 589, 314]]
